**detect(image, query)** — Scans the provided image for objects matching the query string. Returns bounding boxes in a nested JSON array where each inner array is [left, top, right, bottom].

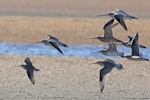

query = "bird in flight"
[[35, 35, 68, 55], [98, 43, 124, 56], [92, 59, 124, 93], [122, 35, 146, 48], [97, 9, 138, 31], [36, 39, 64, 55], [91, 18, 123, 43], [47, 34, 68, 47], [20, 57, 40, 85], [122, 33, 149, 61]]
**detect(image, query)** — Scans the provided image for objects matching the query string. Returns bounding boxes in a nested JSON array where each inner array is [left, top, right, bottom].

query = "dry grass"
[[0, 16, 149, 46]]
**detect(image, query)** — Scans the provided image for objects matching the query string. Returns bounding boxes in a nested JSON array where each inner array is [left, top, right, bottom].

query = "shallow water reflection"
[[0, 42, 149, 59]]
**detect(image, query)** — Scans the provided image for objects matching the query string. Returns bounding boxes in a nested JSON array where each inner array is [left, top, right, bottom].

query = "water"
[[0, 42, 149, 59]]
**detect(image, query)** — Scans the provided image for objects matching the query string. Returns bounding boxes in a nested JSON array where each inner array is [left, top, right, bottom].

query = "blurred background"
[[0, 0, 149, 18]]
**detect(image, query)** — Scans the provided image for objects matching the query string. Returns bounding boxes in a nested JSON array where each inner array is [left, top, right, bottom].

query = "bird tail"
[[139, 44, 146, 48], [58, 42, 68, 47]]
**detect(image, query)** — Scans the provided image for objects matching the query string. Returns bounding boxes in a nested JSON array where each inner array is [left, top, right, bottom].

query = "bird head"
[[99, 50, 105, 54], [35, 40, 49, 44], [24, 57, 31, 63], [91, 61, 103, 66], [107, 12, 114, 16], [40, 40, 48, 43]]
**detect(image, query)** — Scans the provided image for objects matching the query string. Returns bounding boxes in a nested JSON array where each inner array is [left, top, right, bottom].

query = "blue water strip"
[[0, 42, 149, 59]]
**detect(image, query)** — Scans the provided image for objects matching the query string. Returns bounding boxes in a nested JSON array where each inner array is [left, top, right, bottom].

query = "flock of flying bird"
[[20, 9, 149, 93]]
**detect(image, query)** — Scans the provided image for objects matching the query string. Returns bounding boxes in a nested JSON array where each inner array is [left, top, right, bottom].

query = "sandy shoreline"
[[0, 55, 150, 100], [0, 0, 150, 99]]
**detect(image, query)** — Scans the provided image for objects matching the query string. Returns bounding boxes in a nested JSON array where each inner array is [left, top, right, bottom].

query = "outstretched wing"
[[114, 14, 127, 31], [127, 36, 133, 42], [131, 33, 140, 56], [27, 70, 35, 85], [49, 41, 64, 55], [100, 70, 107, 93], [57, 41, 68, 47], [116, 9, 128, 16], [128, 35, 146, 48], [100, 68, 110, 93], [103, 19, 118, 38], [107, 43, 117, 51], [103, 19, 114, 29], [48, 35, 59, 41], [21, 65, 27, 70]]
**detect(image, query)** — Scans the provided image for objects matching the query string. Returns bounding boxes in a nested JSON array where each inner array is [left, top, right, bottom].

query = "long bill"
[[89, 62, 98, 65], [31, 41, 41, 44], [91, 51, 100, 53], [96, 14, 108, 17], [89, 37, 98, 39]]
